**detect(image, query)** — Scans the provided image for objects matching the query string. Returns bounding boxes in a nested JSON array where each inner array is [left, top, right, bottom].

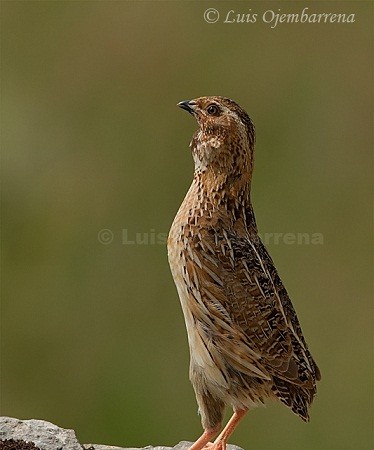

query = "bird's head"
[[177, 96, 255, 181]]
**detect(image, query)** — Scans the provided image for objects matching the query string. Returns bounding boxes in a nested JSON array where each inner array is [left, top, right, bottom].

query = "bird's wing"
[[186, 225, 320, 389]]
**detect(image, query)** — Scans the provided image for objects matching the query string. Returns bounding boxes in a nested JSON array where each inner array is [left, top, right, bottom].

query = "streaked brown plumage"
[[167, 96, 320, 449]]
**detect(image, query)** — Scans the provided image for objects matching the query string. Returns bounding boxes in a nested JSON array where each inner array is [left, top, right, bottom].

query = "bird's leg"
[[188, 424, 221, 450], [212, 409, 248, 450]]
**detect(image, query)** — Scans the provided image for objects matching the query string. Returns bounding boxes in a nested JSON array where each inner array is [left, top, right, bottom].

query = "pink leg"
[[189, 424, 221, 450], [212, 409, 248, 450]]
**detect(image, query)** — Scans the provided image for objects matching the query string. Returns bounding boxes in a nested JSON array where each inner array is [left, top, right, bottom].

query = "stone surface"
[[83, 445, 243, 450], [0, 417, 244, 450], [0, 439, 41, 450], [0, 417, 81, 450]]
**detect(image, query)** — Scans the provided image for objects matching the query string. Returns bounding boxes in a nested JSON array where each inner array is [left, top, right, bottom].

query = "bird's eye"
[[206, 104, 220, 116]]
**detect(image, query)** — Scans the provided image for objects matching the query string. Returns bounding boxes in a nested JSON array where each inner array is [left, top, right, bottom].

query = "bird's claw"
[[201, 442, 226, 450]]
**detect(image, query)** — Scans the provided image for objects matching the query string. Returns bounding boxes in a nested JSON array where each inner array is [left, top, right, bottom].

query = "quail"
[[167, 96, 320, 450]]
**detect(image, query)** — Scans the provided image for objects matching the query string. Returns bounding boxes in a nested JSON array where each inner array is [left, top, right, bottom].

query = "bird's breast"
[[167, 186, 228, 381]]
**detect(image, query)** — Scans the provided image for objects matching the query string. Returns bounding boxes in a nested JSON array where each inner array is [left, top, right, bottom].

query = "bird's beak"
[[177, 100, 197, 115]]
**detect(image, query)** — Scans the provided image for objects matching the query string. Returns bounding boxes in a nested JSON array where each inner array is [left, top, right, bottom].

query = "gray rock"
[[0, 417, 81, 450], [0, 417, 244, 450], [82, 445, 128, 450], [83, 445, 243, 450]]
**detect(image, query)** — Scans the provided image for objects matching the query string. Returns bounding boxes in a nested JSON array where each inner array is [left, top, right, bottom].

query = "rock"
[[0, 417, 81, 450], [0, 417, 244, 450], [82, 445, 243, 450]]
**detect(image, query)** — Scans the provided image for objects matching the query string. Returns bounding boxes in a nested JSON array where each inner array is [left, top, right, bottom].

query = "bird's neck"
[[179, 171, 257, 232], [192, 169, 253, 210]]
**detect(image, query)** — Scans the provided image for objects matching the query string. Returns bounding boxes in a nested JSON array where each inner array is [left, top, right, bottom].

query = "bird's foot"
[[190, 439, 224, 450], [188, 423, 222, 450], [200, 441, 226, 450]]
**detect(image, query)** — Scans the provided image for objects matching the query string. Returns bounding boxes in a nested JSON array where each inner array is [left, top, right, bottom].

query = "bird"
[[167, 96, 321, 450]]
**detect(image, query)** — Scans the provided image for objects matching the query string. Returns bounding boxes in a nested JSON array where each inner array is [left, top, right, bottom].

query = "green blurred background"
[[1, 1, 372, 449]]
